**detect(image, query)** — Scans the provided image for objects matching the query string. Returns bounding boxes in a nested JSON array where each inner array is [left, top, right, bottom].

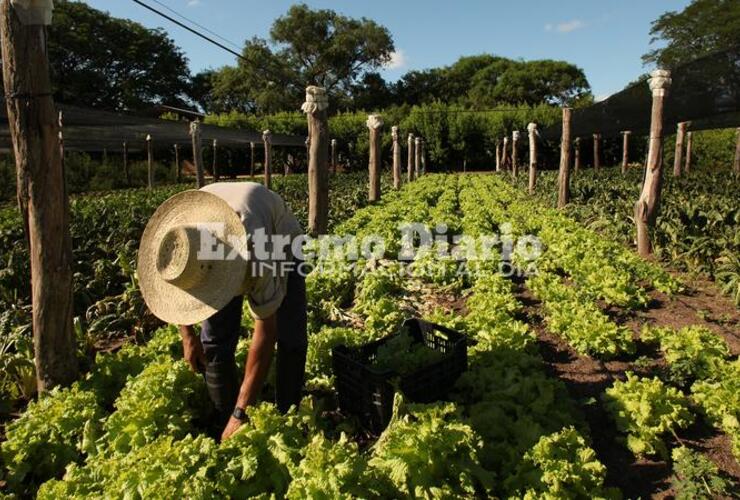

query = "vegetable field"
[[1, 172, 738, 498]]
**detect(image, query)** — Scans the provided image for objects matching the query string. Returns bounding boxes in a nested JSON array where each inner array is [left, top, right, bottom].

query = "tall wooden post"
[[331, 138, 337, 174], [146, 134, 154, 189], [174, 143, 181, 183], [391, 126, 401, 189], [621, 131, 631, 174], [414, 137, 421, 179], [190, 121, 205, 188], [511, 130, 520, 178], [250, 141, 255, 178], [673, 121, 688, 177], [634, 69, 671, 257], [557, 108, 572, 208], [734, 128, 740, 174], [574, 137, 581, 173], [407, 133, 415, 182], [685, 131, 693, 174], [527, 123, 538, 195], [122, 141, 130, 186], [212, 139, 219, 181], [502, 136, 510, 171], [0, 0, 77, 390], [495, 139, 501, 172], [593, 133, 601, 170], [420, 138, 426, 175], [302, 86, 329, 236], [262, 129, 272, 189], [367, 114, 383, 202]]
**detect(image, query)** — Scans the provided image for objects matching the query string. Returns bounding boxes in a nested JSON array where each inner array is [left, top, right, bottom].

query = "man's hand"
[[179, 325, 206, 373], [221, 416, 242, 440]]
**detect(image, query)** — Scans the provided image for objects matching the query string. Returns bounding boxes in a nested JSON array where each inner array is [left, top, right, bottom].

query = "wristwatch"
[[232, 406, 247, 422]]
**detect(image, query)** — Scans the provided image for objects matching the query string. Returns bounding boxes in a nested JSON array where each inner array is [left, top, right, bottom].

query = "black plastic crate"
[[332, 318, 467, 433]]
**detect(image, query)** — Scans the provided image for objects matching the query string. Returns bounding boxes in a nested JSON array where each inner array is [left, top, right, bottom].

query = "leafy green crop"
[[670, 445, 736, 500], [691, 360, 740, 460], [371, 328, 444, 375]]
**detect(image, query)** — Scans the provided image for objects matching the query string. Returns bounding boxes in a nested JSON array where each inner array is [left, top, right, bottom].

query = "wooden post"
[[495, 139, 501, 172], [262, 129, 272, 189], [420, 138, 426, 175], [574, 137, 581, 172], [511, 130, 520, 178], [391, 126, 401, 189], [673, 121, 688, 177], [122, 141, 130, 186], [174, 143, 181, 183], [0, 0, 78, 390], [502, 136, 510, 171], [634, 69, 672, 257], [367, 114, 383, 202], [212, 138, 219, 181], [685, 131, 693, 174], [250, 141, 255, 178], [302, 86, 329, 236], [592, 133, 601, 170], [146, 134, 154, 189], [190, 121, 205, 188], [407, 133, 415, 182], [527, 123, 538, 195], [734, 128, 740, 174], [557, 108, 572, 208], [331, 138, 337, 174], [621, 131, 631, 174], [414, 137, 422, 179]]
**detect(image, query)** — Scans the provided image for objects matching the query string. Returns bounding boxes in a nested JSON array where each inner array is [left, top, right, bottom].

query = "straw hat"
[[137, 190, 248, 325]]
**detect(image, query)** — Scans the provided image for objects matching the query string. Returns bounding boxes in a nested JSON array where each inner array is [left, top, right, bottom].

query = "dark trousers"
[[200, 264, 307, 429]]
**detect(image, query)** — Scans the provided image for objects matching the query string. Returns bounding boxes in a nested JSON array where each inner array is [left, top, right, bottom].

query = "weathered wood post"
[[331, 138, 337, 174], [673, 121, 688, 177], [211, 139, 219, 181], [734, 128, 740, 174], [527, 123, 538, 195], [0, 0, 77, 389], [301, 85, 329, 236], [367, 114, 383, 202], [621, 131, 631, 174], [122, 141, 130, 186], [495, 138, 501, 172], [421, 138, 427, 175], [634, 69, 671, 257], [391, 126, 401, 189], [146, 134, 154, 189], [407, 133, 415, 182], [557, 108, 572, 208], [174, 143, 181, 183], [414, 137, 422, 179], [189, 121, 205, 188], [502, 136, 510, 171], [685, 131, 693, 174], [511, 130, 520, 178], [592, 133, 601, 170], [262, 129, 272, 189], [574, 137, 581, 173], [250, 141, 255, 178]]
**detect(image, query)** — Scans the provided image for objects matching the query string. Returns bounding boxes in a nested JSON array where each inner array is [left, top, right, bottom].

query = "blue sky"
[[83, 0, 691, 100]]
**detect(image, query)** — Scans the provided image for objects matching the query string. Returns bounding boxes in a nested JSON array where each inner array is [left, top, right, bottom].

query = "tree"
[[47, 0, 190, 111], [644, 0, 740, 68], [350, 72, 394, 111]]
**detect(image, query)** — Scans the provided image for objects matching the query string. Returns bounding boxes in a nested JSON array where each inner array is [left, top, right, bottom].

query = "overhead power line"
[[131, 0, 246, 62], [146, 0, 242, 51]]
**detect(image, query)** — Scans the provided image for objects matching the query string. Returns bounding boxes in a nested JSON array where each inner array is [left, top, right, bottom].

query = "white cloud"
[[187, 0, 201, 6], [386, 50, 408, 70], [594, 94, 610, 102], [545, 19, 586, 34]]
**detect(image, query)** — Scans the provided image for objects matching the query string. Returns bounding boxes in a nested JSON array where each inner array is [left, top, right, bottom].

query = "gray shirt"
[[200, 182, 302, 319]]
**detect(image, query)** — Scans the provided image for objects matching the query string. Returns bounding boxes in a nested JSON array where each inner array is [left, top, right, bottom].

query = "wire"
[[146, 0, 243, 52], [131, 0, 246, 62]]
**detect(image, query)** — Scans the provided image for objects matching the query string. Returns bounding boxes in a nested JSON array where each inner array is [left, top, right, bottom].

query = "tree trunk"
[[557, 108, 572, 208], [511, 131, 520, 178], [495, 140, 501, 172], [250, 142, 255, 178], [621, 131, 631, 174], [684, 131, 693, 174], [122, 141, 130, 186], [407, 134, 414, 182], [174, 143, 180, 183], [331, 138, 337, 175], [502, 136, 509, 171], [190, 121, 205, 188], [673, 121, 687, 177], [263, 130, 272, 189], [634, 70, 671, 257], [303, 87, 329, 236], [734, 128, 740, 174], [0, 0, 78, 390], [367, 114, 383, 202], [212, 139, 219, 181], [574, 137, 581, 173], [592, 133, 601, 170], [527, 123, 537, 195], [146, 134, 153, 189], [414, 137, 421, 179], [391, 126, 401, 189]]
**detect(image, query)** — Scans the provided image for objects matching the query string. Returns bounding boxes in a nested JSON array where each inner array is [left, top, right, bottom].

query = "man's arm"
[[180, 325, 206, 373], [222, 314, 277, 439]]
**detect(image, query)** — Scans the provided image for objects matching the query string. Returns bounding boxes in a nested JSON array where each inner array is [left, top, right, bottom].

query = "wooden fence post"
[[250, 141, 255, 178], [593, 133, 601, 170], [189, 121, 205, 188], [331, 138, 337, 174], [0, 0, 78, 389], [557, 108, 572, 208], [495, 139, 501, 172], [211, 139, 219, 181], [574, 137, 581, 173], [146, 134, 154, 189], [174, 143, 181, 183], [527, 123, 538, 195], [502, 136, 510, 171], [367, 114, 383, 201], [414, 137, 421, 179], [392, 126, 401, 189], [511, 130, 520, 178], [685, 131, 693, 174], [122, 141, 130, 186], [634, 69, 671, 257], [302, 85, 329, 236], [262, 129, 272, 189], [407, 133, 414, 182], [734, 128, 740, 174], [621, 131, 631, 174], [673, 121, 688, 177], [421, 138, 426, 175]]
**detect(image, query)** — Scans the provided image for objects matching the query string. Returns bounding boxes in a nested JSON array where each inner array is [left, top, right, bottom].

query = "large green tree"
[[643, 0, 740, 68], [47, 0, 191, 111]]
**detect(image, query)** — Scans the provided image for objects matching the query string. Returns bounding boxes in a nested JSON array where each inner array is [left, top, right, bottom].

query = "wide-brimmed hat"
[[137, 190, 248, 325]]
